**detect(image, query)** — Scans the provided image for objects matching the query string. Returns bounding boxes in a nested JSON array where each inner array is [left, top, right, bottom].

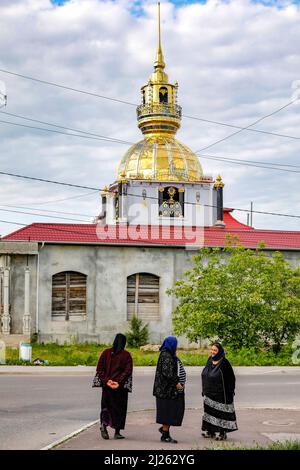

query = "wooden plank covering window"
[[52, 271, 87, 320], [0, 271, 3, 315], [127, 273, 159, 321]]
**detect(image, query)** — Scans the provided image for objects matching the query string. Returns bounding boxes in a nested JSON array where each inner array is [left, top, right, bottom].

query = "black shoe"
[[100, 425, 109, 440], [114, 431, 125, 439], [158, 426, 163, 434], [161, 431, 177, 443], [161, 435, 178, 443], [202, 431, 216, 438], [215, 432, 227, 441]]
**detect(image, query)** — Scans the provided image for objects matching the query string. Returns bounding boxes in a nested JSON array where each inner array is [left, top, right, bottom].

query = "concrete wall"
[[37, 244, 199, 345], [2, 242, 300, 345]]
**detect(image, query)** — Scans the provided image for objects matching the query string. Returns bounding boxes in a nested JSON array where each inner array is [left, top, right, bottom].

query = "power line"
[[15, 190, 98, 206], [0, 68, 137, 107], [1, 114, 299, 174], [3, 111, 300, 166], [0, 111, 133, 146], [0, 207, 91, 223], [0, 219, 24, 227], [182, 113, 300, 141], [0, 168, 299, 219], [1, 67, 300, 144], [0, 118, 131, 145], [195, 98, 299, 153], [0, 169, 100, 191], [0, 203, 94, 218], [200, 154, 300, 174]]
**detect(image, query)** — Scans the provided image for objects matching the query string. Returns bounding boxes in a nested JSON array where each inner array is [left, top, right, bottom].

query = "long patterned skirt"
[[202, 395, 238, 433]]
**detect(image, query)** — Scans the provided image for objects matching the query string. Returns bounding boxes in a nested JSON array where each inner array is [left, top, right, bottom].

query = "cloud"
[[0, 0, 299, 237]]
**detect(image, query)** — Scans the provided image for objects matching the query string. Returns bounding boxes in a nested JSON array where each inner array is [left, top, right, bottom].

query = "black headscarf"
[[112, 333, 127, 354], [212, 341, 225, 361]]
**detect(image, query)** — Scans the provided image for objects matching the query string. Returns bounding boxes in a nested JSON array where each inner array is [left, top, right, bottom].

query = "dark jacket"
[[201, 357, 235, 404], [153, 351, 179, 400], [96, 348, 133, 388]]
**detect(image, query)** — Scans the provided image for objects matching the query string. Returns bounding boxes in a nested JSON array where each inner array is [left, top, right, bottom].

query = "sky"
[[0, 0, 300, 236]]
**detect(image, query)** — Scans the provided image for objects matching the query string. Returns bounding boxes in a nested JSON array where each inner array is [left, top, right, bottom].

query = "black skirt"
[[156, 394, 185, 426], [100, 387, 128, 430]]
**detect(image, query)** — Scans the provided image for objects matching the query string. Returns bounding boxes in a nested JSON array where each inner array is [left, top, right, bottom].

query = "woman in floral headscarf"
[[153, 336, 186, 443]]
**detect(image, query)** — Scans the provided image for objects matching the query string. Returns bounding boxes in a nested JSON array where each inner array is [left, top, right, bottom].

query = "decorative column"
[[2, 267, 11, 335], [178, 188, 185, 217], [96, 186, 108, 223], [158, 187, 164, 216], [118, 172, 128, 224], [23, 267, 31, 335], [214, 175, 225, 227]]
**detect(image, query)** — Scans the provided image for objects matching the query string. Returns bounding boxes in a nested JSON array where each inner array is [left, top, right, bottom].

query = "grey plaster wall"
[[37, 244, 185, 344], [3, 242, 300, 345]]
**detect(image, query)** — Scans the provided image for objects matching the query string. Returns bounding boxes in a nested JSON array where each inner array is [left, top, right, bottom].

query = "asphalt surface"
[[0, 368, 300, 450], [57, 408, 300, 450]]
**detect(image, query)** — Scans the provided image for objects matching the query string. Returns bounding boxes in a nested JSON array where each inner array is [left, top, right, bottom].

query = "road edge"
[[40, 420, 99, 450]]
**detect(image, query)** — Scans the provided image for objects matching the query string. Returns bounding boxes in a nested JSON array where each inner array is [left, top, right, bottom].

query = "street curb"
[[40, 420, 100, 450], [1, 366, 300, 376]]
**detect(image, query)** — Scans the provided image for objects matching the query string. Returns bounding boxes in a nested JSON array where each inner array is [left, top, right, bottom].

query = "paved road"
[[0, 368, 300, 449]]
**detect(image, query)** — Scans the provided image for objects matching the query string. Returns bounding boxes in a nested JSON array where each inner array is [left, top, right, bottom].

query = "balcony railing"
[[137, 103, 182, 120]]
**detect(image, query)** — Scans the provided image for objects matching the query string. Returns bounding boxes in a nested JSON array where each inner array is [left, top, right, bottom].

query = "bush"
[[169, 244, 300, 352], [126, 316, 149, 348]]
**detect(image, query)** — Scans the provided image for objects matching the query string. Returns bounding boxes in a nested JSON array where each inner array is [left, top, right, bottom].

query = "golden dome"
[[117, 136, 203, 182]]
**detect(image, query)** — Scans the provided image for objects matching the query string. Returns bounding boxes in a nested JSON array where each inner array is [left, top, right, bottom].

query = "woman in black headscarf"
[[153, 336, 186, 443], [96, 333, 133, 440], [201, 342, 237, 440]]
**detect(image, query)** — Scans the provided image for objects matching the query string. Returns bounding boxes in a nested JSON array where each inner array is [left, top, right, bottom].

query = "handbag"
[[92, 373, 103, 388]]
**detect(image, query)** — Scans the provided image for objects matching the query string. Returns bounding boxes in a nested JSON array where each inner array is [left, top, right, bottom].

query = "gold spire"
[[154, 3, 165, 70]]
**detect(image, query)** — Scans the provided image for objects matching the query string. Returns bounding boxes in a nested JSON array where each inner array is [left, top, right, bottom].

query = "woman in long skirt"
[[96, 333, 133, 440], [153, 336, 186, 443], [201, 342, 238, 440]]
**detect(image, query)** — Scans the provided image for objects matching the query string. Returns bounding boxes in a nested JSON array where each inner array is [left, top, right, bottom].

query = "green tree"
[[126, 316, 149, 348], [168, 242, 300, 352]]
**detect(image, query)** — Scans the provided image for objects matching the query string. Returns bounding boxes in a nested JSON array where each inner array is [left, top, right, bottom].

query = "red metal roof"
[[2, 209, 300, 250]]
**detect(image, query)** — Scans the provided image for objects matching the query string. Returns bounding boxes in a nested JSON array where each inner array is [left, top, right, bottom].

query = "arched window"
[[159, 87, 168, 104], [52, 271, 87, 320], [127, 273, 159, 321]]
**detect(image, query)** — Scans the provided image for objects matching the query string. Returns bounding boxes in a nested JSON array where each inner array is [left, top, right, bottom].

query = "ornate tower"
[[117, 3, 203, 183], [101, 3, 220, 228]]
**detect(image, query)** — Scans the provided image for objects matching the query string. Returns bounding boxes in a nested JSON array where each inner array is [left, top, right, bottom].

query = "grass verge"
[[2, 343, 298, 366]]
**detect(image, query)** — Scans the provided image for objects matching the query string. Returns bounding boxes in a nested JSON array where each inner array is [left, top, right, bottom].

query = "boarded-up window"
[[0, 270, 3, 315], [52, 271, 87, 321], [127, 273, 159, 321]]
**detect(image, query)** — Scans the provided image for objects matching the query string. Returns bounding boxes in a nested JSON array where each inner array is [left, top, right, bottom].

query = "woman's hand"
[[107, 380, 119, 389], [176, 383, 183, 390]]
